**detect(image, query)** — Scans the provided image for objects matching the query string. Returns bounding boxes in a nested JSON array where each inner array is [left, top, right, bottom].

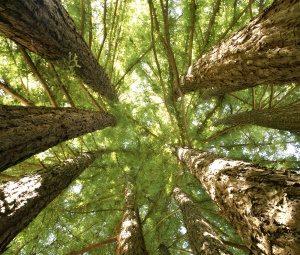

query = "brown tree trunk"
[[173, 187, 232, 255], [177, 148, 300, 255], [0, 153, 95, 253], [0, 105, 116, 172], [180, 0, 300, 98], [215, 103, 300, 133], [158, 244, 171, 255], [117, 182, 148, 255], [0, 0, 117, 100]]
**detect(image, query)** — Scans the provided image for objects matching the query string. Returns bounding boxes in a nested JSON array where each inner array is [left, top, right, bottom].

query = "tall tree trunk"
[[0, 153, 95, 253], [173, 187, 232, 255], [0, 105, 116, 172], [179, 0, 300, 98], [117, 182, 148, 255], [177, 148, 300, 255], [215, 103, 300, 133], [0, 0, 117, 100]]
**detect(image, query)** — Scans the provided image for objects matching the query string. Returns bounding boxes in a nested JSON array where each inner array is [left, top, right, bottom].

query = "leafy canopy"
[[1, 0, 299, 254]]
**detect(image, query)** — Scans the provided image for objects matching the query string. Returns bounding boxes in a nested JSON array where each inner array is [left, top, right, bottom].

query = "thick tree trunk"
[[117, 182, 148, 255], [0, 153, 95, 253], [0, 105, 116, 172], [215, 103, 300, 133], [173, 187, 232, 255], [177, 148, 300, 255], [0, 0, 117, 100], [180, 0, 300, 98], [158, 244, 171, 255]]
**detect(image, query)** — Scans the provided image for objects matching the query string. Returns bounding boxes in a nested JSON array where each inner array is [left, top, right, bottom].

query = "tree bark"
[[173, 187, 232, 255], [0, 0, 117, 100], [0, 105, 116, 172], [179, 0, 300, 98], [215, 103, 300, 133], [0, 153, 95, 253], [177, 148, 300, 255], [117, 182, 148, 255]]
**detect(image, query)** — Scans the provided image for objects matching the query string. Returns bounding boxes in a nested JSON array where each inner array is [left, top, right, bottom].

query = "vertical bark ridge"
[[117, 182, 148, 255], [0, 105, 116, 172], [177, 148, 300, 255], [173, 187, 232, 255], [180, 0, 300, 97], [0, 0, 117, 100], [215, 103, 300, 133], [0, 153, 95, 253]]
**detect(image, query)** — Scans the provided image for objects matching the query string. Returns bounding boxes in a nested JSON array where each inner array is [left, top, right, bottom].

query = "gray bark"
[[0, 153, 95, 253]]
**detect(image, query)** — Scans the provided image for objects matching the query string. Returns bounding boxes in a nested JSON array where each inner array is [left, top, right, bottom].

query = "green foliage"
[[1, 0, 299, 254]]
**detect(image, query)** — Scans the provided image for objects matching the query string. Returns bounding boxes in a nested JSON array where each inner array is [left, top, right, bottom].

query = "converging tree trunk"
[[215, 103, 300, 133], [0, 105, 116, 172], [173, 187, 232, 255], [0, 153, 95, 253], [117, 182, 148, 255], [180, 0, 300, 98], [0, 0, 117, 100], [177, 148, 300, 255]]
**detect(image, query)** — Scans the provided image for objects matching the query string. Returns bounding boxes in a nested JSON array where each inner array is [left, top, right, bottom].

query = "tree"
[[179, 0, 300, 98], [117, 181, 148, 255], [215, 103, 300, 133], [1, 0, 300, 254], [0, 105, 116, 172], [0, 153, 95, 253], [177, 147, 300, 255], [173, 187, 232, 255], [0, 0, 117, 100]]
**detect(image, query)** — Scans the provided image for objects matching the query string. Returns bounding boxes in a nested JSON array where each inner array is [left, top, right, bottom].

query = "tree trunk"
[[117, 182, 148, 255], [179, 0, 300, 98], [0, 153, 95, 253], [158, 244, 171, 255], [173, 187, 232, 255], [177, 148, 300, 255], [215, 103, 300, 133], [0, 105, 116, 172], [0, 0, 117, 100]]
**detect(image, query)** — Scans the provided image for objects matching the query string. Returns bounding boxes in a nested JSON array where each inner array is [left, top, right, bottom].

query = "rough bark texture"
[[0, 0, 117, 100], [177, 148, 300, 255], [0, 105, 116, 172], [158, 244, 171, 255], [180, 0, 300, 98], [0, 153, 95, 253], [117, 182, 148, 255], [215, 103, 300, 133], [173, 187, 232, 255]]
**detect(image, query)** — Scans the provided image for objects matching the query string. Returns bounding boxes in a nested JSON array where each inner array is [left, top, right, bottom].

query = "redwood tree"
[[0, 153, 95, 253], [179, 0, 300, 98], [117, 182, 148, 255], [173, 187, 232, 255], [177, 147, 300, 254], [0, 0, 117, 100], [215, 103, 300, 133], [0, 105, 116, 172]]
